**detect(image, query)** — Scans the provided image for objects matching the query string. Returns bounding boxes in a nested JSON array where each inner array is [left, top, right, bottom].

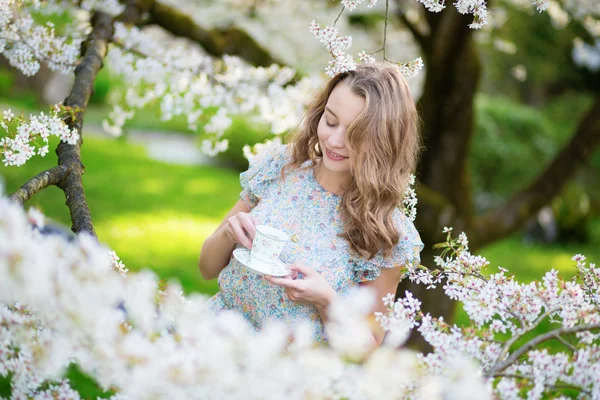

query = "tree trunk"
[[396, 9, 482, 349]]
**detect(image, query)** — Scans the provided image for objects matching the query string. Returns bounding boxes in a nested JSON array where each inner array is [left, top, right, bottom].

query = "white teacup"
[[251, 225, 288, 273]]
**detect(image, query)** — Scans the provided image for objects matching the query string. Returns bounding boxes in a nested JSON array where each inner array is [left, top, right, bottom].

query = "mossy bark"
[[56, 12, 115, 238], [8, 165, 68, 205]]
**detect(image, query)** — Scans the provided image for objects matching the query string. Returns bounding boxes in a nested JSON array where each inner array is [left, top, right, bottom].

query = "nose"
[[327, 127, 346, 149]]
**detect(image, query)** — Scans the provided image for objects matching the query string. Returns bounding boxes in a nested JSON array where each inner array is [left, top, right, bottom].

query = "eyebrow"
[[325, 107, 338, 119]]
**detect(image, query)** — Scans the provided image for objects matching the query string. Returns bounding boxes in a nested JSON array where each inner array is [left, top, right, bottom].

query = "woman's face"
[[317, 81, 366, 174]]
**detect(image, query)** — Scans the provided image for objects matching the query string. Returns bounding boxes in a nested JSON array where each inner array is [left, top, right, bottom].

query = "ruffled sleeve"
[[239, 144, 289, 209], [351, 210, 424, 283]]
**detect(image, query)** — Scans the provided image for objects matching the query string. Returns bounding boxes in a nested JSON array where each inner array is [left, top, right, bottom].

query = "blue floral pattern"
[[207, 144, 424, 341]]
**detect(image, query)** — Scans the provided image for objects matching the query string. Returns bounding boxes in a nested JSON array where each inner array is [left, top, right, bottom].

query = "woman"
[[198, 62, 423, 347]]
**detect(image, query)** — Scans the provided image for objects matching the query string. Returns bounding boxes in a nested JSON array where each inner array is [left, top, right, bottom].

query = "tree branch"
[[395, 11, 430, 51], [491, 308, 559, 371], [55, 11, 116, 238], [553, 334, 577, 353], [472, 95, 600, 248], [7, 165, 68, 205], [416, 184, 452, 214], [493, 374, 591, 396], [148, 1, 286, 67], [486, 323, 600, 377]]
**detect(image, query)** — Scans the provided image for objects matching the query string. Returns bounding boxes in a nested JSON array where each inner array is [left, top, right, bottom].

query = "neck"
[[314, 161, 352, 196]]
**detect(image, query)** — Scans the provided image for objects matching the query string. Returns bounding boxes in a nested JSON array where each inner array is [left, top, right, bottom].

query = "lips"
[[326, 149, 348, 161]]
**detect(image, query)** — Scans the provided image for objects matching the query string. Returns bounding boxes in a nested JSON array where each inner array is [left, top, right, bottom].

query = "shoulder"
[[392, 209, 423, 252], [351, 209, 424, 283], [239, 142, 291, 209], [246, 142, 291, 171]]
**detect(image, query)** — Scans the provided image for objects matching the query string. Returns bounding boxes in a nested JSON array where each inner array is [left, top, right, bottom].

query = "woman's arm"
[[198, 199, 257, 280], [359, 266, 404, 347], [266, 263, 402, 348]]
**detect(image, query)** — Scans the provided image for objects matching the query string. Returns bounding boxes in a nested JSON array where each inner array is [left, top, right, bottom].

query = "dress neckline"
[[309, 163, 341, 198]]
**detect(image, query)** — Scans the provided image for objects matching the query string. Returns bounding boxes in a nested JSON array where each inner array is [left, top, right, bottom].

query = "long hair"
[[283, 63, 421, 260]]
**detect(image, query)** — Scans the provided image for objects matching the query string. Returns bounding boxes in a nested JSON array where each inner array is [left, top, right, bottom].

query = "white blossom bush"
[[1, 180, 599, 398], [378, 227, 600, 399], [102, 22, 320, 156], [0, 185, 492, 399]]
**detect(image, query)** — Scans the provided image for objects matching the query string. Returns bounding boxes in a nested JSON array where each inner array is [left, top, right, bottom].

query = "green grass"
[[479, 234, 599, 283], [2, 135, 242, 296]]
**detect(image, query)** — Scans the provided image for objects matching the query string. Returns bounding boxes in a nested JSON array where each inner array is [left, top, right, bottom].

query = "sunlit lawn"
[[2, 134, 242, 296], [480, 234, 599, 282]]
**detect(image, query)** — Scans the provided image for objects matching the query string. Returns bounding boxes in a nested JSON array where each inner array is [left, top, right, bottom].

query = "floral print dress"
[[207, 144, 424, 341]]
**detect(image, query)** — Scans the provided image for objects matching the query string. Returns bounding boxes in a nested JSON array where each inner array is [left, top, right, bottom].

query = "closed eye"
[[326, 121, 337, 127]]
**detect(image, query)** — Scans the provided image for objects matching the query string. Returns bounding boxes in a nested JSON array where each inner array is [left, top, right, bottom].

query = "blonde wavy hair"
[[283, 62, 421, 260]]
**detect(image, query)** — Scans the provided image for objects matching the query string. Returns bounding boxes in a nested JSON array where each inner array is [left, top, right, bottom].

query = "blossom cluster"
[[0, 106, 79, 166], [0, 0, 126, 78], [310, 2, 424, 79], [378, 227, 600, 399], [0, 188, 491, 399], [402, 174, 418, 222], [341, 0, 378, 12], [0, 1, 82, 76], [454, 0, 489, 29], [309, 20, 357, 77], [573, 37, 600, 72], [80, 0, 124, 16], [415, 0, 492, 28], [398, 57, 424, 80], [103, 23, 319, 157]]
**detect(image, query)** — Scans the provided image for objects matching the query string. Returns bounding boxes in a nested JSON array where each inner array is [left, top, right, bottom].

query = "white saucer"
[[232, 248, 290, 277]]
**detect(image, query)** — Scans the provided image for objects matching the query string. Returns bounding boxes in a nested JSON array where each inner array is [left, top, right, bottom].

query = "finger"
[[277, 272, 295, 280], [286, 288, 296, 302], [238, 213, 258, 239], [228, 219, 252, 249], [288, 269, 299, 280], [266, 276, 301, 289], [289, 263, 314, 277], [250, 215, 262, 227]]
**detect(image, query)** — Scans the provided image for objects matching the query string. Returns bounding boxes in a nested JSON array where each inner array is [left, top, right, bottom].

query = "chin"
[[323, 157, 350, 172]]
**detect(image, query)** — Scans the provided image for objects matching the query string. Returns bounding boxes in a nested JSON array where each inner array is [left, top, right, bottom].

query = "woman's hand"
[[265, 264, 337, 310], [223, 212, 261, 249]]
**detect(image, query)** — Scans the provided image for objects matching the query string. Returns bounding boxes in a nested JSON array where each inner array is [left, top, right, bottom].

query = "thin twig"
[[333, 5, 345, 27], [382, 0, 389, 60], [553, 334, 578, 353]]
